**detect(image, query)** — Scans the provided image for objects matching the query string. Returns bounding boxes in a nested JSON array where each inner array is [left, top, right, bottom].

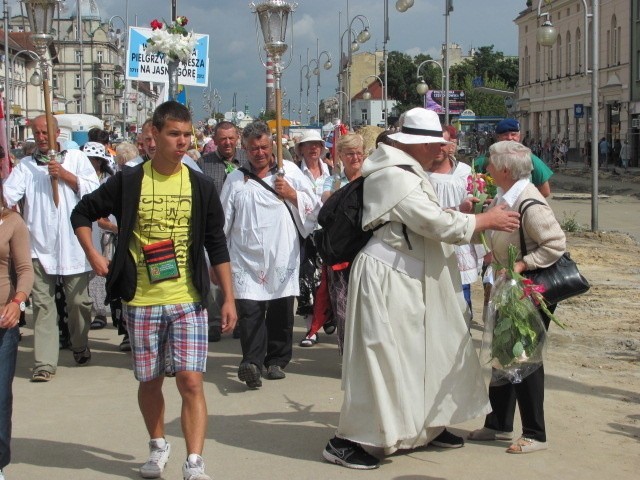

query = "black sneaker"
[[322, 436, 379, 470], [430, 429, 465, 448], [265, 365, 286, 380], [208, 325, 221, 343], [238, 362, 262, 389]]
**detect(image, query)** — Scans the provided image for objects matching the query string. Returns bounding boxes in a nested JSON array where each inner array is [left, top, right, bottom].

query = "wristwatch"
[[11, 298, 26, 312]]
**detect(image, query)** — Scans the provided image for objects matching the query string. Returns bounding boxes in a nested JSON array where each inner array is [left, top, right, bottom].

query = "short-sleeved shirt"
[[473, 152, 553, 187], [128, 162, 199, 306]]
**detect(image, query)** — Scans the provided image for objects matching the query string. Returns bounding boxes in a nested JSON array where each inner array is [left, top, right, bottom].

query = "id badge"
[[142, 239, 181, 283]]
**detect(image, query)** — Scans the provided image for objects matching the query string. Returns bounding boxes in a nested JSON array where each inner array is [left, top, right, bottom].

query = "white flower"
[[147, 25, 197, 63]]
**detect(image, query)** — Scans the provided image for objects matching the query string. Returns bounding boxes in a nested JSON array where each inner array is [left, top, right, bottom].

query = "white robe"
[[220, 160, 319, 301], [337, 144, 490, 452], [428, 161, 484, 284], [3, 150, 100, 275]]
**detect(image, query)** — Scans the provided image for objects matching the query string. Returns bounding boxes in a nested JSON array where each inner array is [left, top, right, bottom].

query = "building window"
[[52, 74, 58, 90], [536, 43, 541, 81], [361, 109, 368, 123], [97, 50, 104, 63], [566, 31, 572, 75], [610, 16, 619, 64], [104, 99, 111, 114], [556, 35, 562, 77], [548, 44, 554, 79], [103, 73, 112, 88], [75, 50, 81, 63], [523, 46, 530, 84], [75, 99, 81, 113], [576, 27, 582, 73], [75, 74, 81, 88]]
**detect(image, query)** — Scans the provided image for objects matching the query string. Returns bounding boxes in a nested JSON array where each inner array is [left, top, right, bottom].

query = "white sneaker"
[[139, 439, 171, 478], [182, 454, 212, 480]]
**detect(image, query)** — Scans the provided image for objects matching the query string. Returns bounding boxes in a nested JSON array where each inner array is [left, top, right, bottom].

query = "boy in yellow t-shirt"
[[72, 101, 237, 480]]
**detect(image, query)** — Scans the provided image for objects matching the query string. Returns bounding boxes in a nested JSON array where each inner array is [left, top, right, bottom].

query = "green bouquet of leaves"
[[480, 245, 562, 384]]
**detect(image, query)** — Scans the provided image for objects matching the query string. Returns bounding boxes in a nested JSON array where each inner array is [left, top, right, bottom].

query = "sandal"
[[468, 427, 514, 441], [506, 436, 547, 454], [73, 347, 92, 366], [31, 370, 55, 382], [90, 316, 107, 330], [299, 333, 318, 347]]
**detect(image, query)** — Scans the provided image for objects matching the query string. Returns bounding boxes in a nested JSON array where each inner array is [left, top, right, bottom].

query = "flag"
[[175, 84, 187, 106], [0, 91, 10, 179]]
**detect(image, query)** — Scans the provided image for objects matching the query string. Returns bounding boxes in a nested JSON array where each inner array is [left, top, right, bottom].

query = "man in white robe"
[[220, 121, 318, 389], [3, 115, 99, 381], [427, 126, 484, 323], [323, 108, 520, 470]]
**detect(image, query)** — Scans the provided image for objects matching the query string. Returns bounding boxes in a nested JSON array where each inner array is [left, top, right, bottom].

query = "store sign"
[[423, 90, 466, 115], [125, 27, 209, 87]]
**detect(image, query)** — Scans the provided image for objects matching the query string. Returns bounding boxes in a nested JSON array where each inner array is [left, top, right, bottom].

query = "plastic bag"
[[480, 274, 548, 385]]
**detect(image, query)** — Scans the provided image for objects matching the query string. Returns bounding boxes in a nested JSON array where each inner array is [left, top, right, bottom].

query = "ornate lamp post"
[[83, 76, 106, 115], [536, 0, 599, 230], [361, 75, 383, 126], [308, 39, 332, 125], [22, 0, 59, 206], [251, 0, 296, 172], [416, 59, 445, 114], [108, 13, 128, 139], [338, 14, 370, 128]]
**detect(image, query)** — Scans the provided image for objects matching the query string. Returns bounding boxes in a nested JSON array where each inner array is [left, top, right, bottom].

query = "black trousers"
[[236, 296, 295, 369], [484, 305, 556, 442]]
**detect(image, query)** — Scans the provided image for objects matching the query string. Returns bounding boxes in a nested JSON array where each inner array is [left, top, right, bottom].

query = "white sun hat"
[[388, 108, 449, 145]]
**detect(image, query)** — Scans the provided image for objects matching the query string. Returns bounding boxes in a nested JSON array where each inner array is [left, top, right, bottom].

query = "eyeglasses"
[[341, 150, 364, 158]]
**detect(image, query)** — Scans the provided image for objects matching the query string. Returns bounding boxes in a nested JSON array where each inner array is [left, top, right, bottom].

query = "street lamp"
[[338, 14, 371, 128], [536, 0, 599, 230], [5, 49, 41, 146], [108, 13, 128, 139], [22, 0, 60, 206], [361, 75, 383, 126], [83, 76, 106, 114], [416, 59, 445, 107], [395, 0, 414, 12], [251, 0, 296, 172], [308, 40, 332, 125]]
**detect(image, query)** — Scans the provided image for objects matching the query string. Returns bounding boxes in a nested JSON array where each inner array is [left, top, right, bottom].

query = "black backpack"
[[313, 166, 414, 266]]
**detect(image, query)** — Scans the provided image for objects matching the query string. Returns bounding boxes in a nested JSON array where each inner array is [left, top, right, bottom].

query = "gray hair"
[[488, 140, 533, 180], [337, 133, 364, 154], [242, 121, 271, 146], [115, 141, 139, 165]]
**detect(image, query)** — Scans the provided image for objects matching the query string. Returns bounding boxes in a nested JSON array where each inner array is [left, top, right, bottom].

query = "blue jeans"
[[0, 326, 19, 470]]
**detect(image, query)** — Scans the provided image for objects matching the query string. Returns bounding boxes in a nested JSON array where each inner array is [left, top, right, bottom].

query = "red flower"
[[150, 19, 163, 30]]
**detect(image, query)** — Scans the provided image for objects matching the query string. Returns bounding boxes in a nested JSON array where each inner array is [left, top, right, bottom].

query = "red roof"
[[353, 80, 384, 100]]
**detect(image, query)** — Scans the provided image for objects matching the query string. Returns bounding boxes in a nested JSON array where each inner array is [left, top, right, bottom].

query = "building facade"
[[516, 0, 630, 163]]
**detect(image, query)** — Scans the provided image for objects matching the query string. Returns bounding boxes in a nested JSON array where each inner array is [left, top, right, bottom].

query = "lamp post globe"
[[30, 71, 43, 86], [395, 0, 414, 13], [416, 79, 429, 95], [536, 21, 558, 47], [356, 27, 371, 44], [362, 90, 371, 100], [96, 93, 105, 102]]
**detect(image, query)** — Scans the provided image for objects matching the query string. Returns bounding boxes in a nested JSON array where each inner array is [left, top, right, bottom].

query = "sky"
[[11, 0, 527, 121]]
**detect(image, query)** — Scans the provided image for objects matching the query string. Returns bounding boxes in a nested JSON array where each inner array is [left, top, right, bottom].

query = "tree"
[[449, 45, 518, 91], [459, 75, 510, 116]]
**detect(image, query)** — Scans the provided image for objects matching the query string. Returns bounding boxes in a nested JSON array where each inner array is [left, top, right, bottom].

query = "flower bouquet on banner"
[[480, 245, 565, 385], [146, 16, 197, 100]]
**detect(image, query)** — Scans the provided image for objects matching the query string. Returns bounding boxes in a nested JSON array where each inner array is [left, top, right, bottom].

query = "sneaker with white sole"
[[182, 454, 212, 480], [322, 436, 379, 469], [139, 439, 171, 478]]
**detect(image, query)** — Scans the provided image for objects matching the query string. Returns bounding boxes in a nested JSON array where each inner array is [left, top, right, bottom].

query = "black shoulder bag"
[[519, 198, 590, 305]]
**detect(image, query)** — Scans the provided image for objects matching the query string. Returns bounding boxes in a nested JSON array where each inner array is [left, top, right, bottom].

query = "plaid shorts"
[[123, 302, 208, 382]]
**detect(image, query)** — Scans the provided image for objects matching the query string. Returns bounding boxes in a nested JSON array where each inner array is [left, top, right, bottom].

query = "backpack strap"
[[238, 167, 303, 238], [518, 198, 545, 256]]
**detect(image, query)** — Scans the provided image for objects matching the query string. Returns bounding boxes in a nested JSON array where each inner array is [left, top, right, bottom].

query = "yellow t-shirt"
[[127, 162, 200, 306]]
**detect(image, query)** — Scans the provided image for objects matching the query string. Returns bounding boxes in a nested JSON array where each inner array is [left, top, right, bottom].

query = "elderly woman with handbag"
[[468, 140, 566, 453]]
